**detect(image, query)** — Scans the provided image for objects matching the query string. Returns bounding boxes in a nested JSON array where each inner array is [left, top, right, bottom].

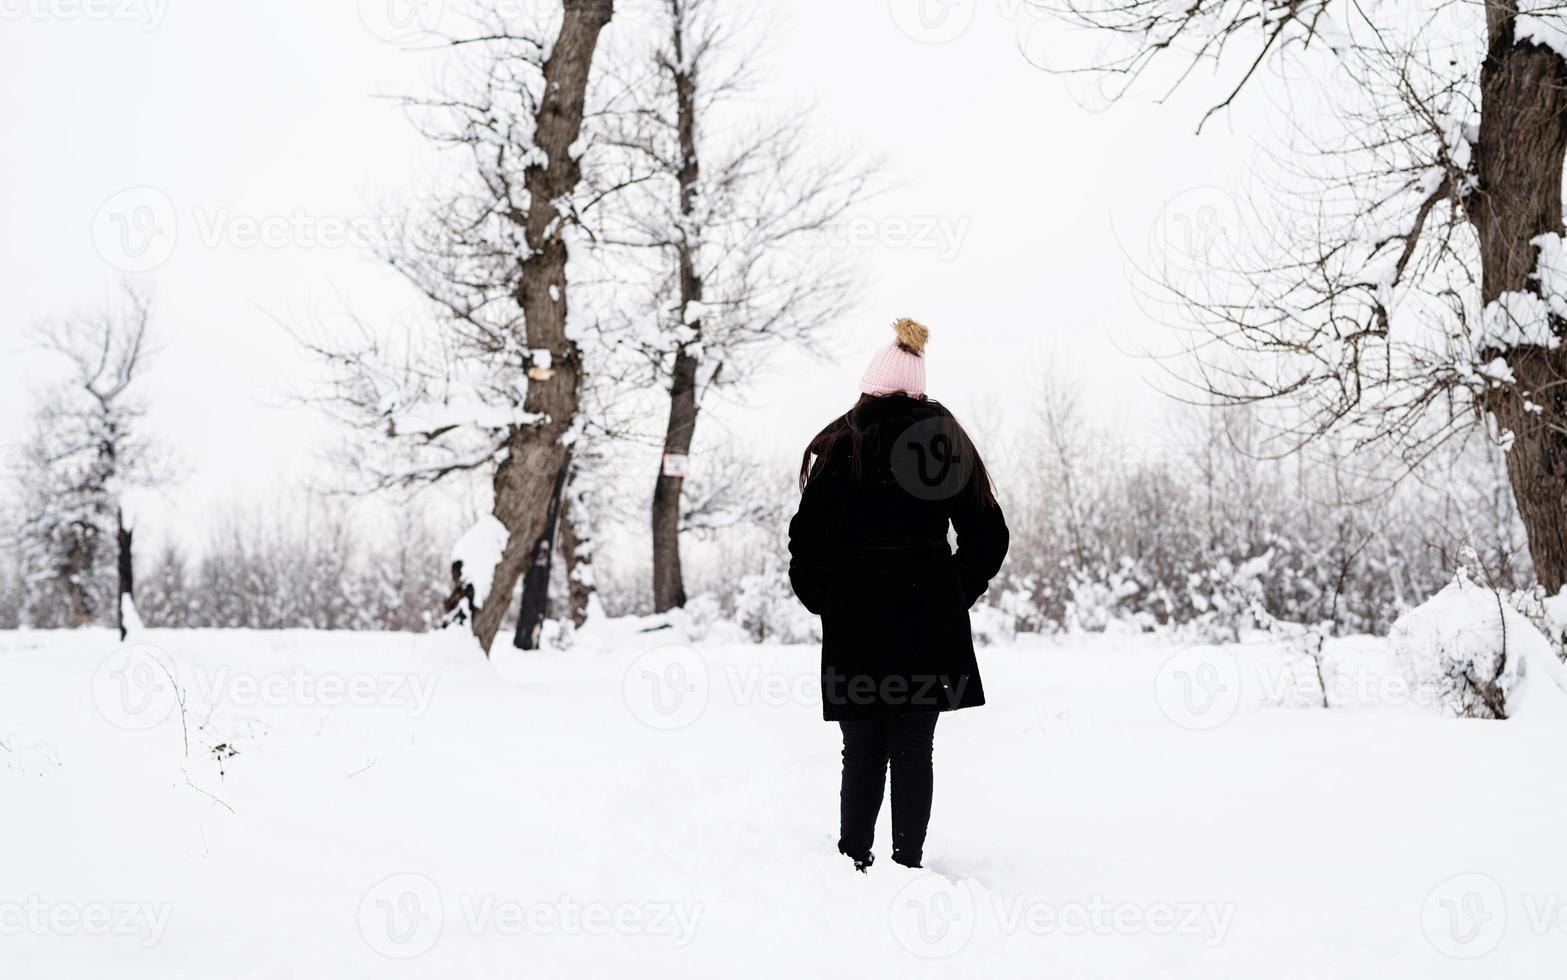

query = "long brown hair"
[[798, 393, 999, 508]]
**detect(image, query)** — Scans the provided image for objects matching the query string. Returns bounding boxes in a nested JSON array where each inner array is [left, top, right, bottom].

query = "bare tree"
[[1043, 0, 1567, 590], [16, 284, 164, 637], [596, 0, 871, 611], [305, 0, 616, 653]]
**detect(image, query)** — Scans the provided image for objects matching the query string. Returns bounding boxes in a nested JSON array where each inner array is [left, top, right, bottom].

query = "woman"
[[788, 318, 1009, 873]]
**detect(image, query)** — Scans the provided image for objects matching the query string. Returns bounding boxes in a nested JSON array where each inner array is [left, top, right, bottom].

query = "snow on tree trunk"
[[560, 474, 596, 628], [118, 592, 144, 639], [468, 0, 614, 654], [448, 515, 508, 630], [650, 24, 705, 614], [1474, 22, 1567, 593], [116, 505, 134, 641]]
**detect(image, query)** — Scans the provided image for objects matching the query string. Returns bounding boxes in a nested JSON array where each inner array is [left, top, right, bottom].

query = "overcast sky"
[[0, 0, 1254, 554]]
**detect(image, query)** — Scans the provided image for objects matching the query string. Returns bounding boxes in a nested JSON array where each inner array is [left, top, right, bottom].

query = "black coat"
[[788, 395, 1009, 721]]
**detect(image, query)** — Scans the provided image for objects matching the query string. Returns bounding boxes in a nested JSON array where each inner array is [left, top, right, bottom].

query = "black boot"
[[841, 847, 874, 874]]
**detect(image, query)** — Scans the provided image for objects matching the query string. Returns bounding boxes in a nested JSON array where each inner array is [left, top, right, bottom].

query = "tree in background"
[[1043, 0, 1567, 591], [597, 0, 870, 611], [306, 0, 616, 653], [131, 501, 451, 631], [988, 359, 1523, 638], [12, 285, 166, 637]]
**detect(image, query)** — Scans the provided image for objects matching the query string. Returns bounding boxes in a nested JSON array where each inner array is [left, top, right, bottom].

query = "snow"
[[1390, 573, 1567, 720], [6, 625, 1567, 977], [119, 594, 144, 636], [1517, 3, 1567, 61], [1478, 290, 1560, 355], [681, 300, 715, 325], [450, 515, 508, 609], [1530, 231, 1567, 320], [1545, 588, 1567, 639], [391, 400, 544, 435]]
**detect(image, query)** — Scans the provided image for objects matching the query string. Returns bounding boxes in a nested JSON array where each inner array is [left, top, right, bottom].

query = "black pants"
[[838, 712, 940, 868]]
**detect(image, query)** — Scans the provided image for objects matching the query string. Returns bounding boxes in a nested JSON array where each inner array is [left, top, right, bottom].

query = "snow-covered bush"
[[1064, 557, 1156, 633], [1535, 588, 1567, 661], [983, 578, 1058, 635], [969, 600, 1017, 646], [732, 560, 821, 644], [1180, 552, 1271, 641], [1057, 549, 1269, 640], [663, 593, 752, 645], [1390, 571, 1567, 720]]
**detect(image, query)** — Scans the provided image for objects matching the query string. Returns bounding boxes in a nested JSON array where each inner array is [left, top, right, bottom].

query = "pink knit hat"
[[859, 318, 929, 397]]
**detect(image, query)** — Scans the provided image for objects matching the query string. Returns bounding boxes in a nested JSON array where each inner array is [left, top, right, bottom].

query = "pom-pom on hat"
[[860, 317, 929, 397]]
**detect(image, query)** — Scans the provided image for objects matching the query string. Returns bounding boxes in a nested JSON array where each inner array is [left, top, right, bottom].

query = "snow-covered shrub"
[[1059, 549, 1269, 640], [1534, 587, 1567, 661], [1390, 572, 1567, 720], [0, 549, 23, 630], [663, 593, 752, 645], [984, 582, 1054, 637], [732, 560, 821, 644], [969, 600, 1017, 646], [1180, 552, 1271, 641], [129, 504, 452, 632], [1064, 557, 1154, 633]]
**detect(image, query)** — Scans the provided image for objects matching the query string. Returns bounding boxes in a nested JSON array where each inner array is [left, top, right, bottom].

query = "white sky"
[[0, 0, 1254, 555]]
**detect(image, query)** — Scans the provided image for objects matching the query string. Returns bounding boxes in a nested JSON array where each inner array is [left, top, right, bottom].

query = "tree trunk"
[[66, 534, 94, 627], [1491, 350, 1567, 591], [652, 349, 698, 611], [1473, 16, 1567, 592], [561, 490, 594, 627], [470, 0, 614, 653], [514, 452, 572, 650], [116, 506, 134, 641], [651, 43, 703, 613]]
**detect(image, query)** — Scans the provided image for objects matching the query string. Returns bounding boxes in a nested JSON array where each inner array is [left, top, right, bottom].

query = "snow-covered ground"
[[2, 624, 1564, 978]]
